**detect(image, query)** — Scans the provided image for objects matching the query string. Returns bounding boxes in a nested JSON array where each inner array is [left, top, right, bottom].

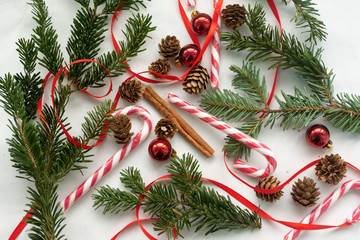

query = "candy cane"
[[186, 0, 196, 7], [211, 0, 221, 89], [284, 180, 360, 240], [168, 93, 276, 178], [61, 106, 152, 211]]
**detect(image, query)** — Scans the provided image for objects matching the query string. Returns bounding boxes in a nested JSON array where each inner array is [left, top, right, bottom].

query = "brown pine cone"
[[182, 65, 210, 94], [255, 176, 283, 202], [221, 4, 246, 29], [315, 154, 347, 185], [155, 119, 178, 140], [110, 114, 134, 144], [148, 59, 171, 78], [158, 35, 181, 58], [291, 177, 320, 207], [118, 79, 144, 103]]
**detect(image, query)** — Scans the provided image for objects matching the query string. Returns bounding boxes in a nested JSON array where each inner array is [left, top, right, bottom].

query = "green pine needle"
[[93, 154, 261, 239]]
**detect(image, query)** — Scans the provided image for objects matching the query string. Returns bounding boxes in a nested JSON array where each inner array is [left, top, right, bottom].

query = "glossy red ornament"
[[306, 124, 333, 149], [191, 11, 212, 36], [148, 138, 172, 161], [176, 44, 201, 67]]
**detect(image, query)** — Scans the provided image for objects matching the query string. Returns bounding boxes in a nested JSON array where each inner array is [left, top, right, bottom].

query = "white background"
[[1, 0, 360, 239]]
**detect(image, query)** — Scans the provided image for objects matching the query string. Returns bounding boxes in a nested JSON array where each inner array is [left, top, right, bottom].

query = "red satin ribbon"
[[50, 59, 113, 150], [114, 158, 359, 240], [110, 0, 224, 84]]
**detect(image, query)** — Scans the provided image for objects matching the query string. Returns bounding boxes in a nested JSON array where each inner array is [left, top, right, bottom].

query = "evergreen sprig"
[[282, 0, 327, 43], [93, 154, 261, 239], [198, 3, 360, 159], [221, 3, 333, 102], [30, 0, 64, 75], [1, 0, 153, 239]]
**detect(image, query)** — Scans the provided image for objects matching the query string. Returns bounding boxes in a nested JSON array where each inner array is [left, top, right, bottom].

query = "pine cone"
[[155, 119, 178, 140], [291, 177, 320, 207], [315, 154, 347, 185], [148, 59, 171, 78], [118, 79, 144, 103], [110, 114, 134, 144], [255, 176, 283, 202], [221, 4, 246, 29], [158, 35, 181, 58], [182, 65, 210, 94]]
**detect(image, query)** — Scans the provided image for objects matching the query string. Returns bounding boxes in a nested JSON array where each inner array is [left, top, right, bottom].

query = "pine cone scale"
[[315, 154, 347, 185], [183, 65, 210, 94]]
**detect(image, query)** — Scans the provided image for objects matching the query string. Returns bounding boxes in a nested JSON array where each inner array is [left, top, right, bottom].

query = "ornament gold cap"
[[322, 140, 333, 149], [191, 10, 199, 18], [175, 57, 182, 66]]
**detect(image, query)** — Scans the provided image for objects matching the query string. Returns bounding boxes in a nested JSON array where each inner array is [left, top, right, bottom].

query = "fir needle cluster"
[[200, 2, 360, 160], [93, 154, 261, 239], [0, 0, 154, 239]]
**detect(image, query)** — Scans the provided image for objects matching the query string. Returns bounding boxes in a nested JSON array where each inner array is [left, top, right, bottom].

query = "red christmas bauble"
[[148, 138, 172, 161], [306, 124, 332, 149], [177, 44, 201, 67], [191, 12, 212, 36]]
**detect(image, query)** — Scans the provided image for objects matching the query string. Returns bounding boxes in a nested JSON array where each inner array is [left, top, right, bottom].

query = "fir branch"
[[167, 153, 202, 195], [230, 63, 268, 105], [120, 166, 146, 196], [200, 89, 260, 122], [189, 187, 261, 234], [325, 93, 360, 133], [0, 74, 27, 120], [100, 0, 149, 14], [267, 88, 326, 130], [75, 13, 155, 89], [118, 13, 156, 58], [93, 185, 141, 213], [26, 184, 66, 240], [93, 154, 261, 239], [223, 118, 264, 161], [14, 38, 44, 120], [221, 3, 333, 101], [30, 0, 64, 74], [66, 7, 108, 82], [282, 0, 327, 43], [79, 100, 112, 142]]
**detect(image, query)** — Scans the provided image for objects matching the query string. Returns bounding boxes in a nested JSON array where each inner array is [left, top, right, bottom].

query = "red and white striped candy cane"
[[61, 106, 152, 211], [211, 0, 221, 89], [284, 180, 360, 240], [186, 0, 196, 7], [168, 92, 276, 178]]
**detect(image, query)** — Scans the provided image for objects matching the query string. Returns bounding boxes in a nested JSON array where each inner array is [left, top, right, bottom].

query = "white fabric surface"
[[1, 0, 360, 239]]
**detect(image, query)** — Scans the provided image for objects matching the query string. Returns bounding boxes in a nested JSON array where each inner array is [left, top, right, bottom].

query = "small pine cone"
[[110, 114, 134, 144], [182, 65, 210, 94], [148, 59, 171, 78], [158, 35, 181, 58], [255, 176, 283, 202], [221, 4, 246, 29], [155, 119, 178, 140], [291, 177, 320, 207], [315, 154, 347, 185], [118, 79, 144, 103]]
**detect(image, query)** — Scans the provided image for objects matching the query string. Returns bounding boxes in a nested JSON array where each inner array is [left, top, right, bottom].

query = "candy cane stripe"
[[61, 106, 152, 211], [168, 92, 277, 178], [284, 180, 360, 240]]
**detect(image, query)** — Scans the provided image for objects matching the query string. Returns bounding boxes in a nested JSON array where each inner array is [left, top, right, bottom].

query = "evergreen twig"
[[93, 154, 261, 239], [0, 0, 153, 239], [281, 0, 327, 43]]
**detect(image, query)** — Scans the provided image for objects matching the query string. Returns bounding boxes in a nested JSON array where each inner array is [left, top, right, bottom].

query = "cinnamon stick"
[[143, 85, 214, 157]]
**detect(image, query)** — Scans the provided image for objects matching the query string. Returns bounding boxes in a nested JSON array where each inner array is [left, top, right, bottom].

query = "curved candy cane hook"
[[61, 106, 152, 211], [167, 92, 277, 178], [284, 180, 360, 240]]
